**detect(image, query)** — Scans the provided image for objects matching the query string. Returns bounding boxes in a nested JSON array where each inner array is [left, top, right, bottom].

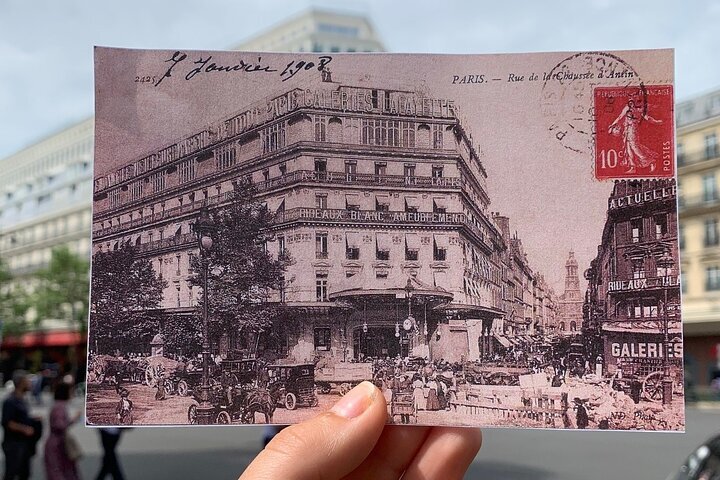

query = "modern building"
[[676, 87, 720, 390], [233, 8, 385, 53], [0, 118, 94, 279], [584, 179, 681, 377], [556, 251, 584, 334]]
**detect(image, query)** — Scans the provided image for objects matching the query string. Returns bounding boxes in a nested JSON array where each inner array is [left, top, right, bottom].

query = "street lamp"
[[192, 207, 216, 425]]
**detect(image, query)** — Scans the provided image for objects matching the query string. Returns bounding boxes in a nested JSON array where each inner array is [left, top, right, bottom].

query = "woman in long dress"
[[44, 382, 82, 480], [608, 99, 663, 173], [425, 378, 441, 411]]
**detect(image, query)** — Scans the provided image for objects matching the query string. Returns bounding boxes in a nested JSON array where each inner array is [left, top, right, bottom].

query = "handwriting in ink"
[[185, 56, 278, 81], [280, 56, 333, 82], [154, 51, 187, 87]]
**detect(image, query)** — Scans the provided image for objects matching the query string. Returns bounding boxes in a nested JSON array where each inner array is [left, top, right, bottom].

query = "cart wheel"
[[642, 371, 665, 402], [285, 392, 297, 410], [145, 366, 157, 388], [177, 380, 189, 397], [242, 409, 256, 424], [164, 382, 174, 396], [339, 383, 352, 396], [188, 404, 198, 425], [96, 371, 106, 384], [216, 410, 231, 424], [310, 395, 319, 407], [318, 383, 331, 395]]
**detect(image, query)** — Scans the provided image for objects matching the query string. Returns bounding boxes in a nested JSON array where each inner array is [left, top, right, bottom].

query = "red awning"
[[1, 331, 85, 349]]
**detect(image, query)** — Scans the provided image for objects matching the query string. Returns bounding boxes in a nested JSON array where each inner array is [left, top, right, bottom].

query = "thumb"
[[240, 381, 386, 480]]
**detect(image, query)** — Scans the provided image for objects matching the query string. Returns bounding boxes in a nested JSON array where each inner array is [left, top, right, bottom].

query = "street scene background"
[[1, 0, 720, 478]]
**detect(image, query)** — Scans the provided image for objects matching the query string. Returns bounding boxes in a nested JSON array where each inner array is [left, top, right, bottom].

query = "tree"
[[33, 246, 90, 331], [190, 180, 291, 355], [0, 257, 31, 341], [90, 244, 167, 353]]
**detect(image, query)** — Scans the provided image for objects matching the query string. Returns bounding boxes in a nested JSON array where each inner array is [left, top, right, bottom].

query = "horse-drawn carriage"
[[609, 357, 683, 403], [88, 355, 148, 385]]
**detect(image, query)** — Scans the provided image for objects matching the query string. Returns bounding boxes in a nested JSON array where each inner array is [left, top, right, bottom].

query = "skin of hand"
[[239, 381, 482, 480]]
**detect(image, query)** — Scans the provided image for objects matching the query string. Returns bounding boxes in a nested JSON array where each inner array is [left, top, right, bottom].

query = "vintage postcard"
[[88, 47, 682, 431]]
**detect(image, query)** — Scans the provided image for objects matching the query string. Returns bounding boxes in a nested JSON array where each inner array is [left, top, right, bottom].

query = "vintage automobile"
[[267, 363, 318, 410], [187, 383, 274, 425], [220, 358, 258, 386]]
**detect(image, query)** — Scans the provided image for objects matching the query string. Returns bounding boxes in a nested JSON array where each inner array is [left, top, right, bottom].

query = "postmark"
[[594, 85, 674, 179], [540, 51, 646, 156]]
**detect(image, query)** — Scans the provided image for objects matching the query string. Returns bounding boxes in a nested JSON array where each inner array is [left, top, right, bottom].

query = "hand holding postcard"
[[88, 47, 682, 431]]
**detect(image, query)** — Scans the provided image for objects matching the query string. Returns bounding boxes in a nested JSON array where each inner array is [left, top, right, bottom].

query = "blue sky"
[[0, 0, 718, 158]]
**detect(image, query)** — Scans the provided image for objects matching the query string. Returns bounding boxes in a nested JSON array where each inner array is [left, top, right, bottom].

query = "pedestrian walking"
[[96, 428, 125, 480], [44, 382, 82, 480], [574, 398, 589, 429], [2, 370, 43, 480]]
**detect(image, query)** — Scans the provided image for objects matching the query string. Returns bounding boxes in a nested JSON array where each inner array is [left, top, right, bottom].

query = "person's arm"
[[239, 381, 481, 480], [7, 420, 34, 437]]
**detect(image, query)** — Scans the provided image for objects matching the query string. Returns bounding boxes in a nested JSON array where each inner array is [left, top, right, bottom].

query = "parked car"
[[667, 434, 720, 480], [267, 363, 318, 410]]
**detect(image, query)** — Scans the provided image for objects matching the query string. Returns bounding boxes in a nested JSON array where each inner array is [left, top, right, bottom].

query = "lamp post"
[[192, 207, 216, 425]]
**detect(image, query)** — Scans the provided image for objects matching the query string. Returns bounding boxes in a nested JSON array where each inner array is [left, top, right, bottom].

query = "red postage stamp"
[[594, 85, 674, 179]]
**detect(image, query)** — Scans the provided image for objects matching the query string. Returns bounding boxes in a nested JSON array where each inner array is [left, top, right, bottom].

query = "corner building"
[[92, 77, 507, 363]]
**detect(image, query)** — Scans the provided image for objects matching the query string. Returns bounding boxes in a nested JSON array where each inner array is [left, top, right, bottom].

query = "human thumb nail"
[[330, 381, 376, 419]]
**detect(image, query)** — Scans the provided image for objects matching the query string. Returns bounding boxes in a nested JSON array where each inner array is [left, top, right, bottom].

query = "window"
[[278, 236, 285, 256], [279, 275, 286, 303], [216, 144, 237, 170], [705, 218, 719, 246], [432, 166, 444, 178], [388, 120, 399, 146], [151, 172, 166, 193], [346, 232, 360, 260], [654, 214, 668, 239], [374, 162, 386, 176], [677, 143, 685, 166], [376, 233, 390, 261], [279, 163, 287, 175], [316, 275, 329, 302], [109, 189, 121, 208], [346, 194, 360, 211], [263, 170, 270, 182], [706, 133, 719, 160], [314, 116, 327, 142], [176, 254, 181, 276], [404, 164, 416, 178], [626, 299, 657, 318], [432, 124, 443, 149], [433, 197, 447, 214], [433, 234, 448, 261], [370, 90, 379, 109], [263, 122, 286, 153], [405, 197, 419, 213], [314, 158, 327, 173], [314, 327, 331, 349], [708, 266, 720, 291], [316, 233, 328, 259], [375, 195, 389, 212], [405, 234, 420, 261], [361, 119, 399, 146], [679, 223, 685, 250], [631, 259, 645, 279], [345, 161, 357, 181], [630, 218, 643, 243], [703, 174, 717, 202], [401, 122, 415, 147], [179, 159, 196, 183], [315, 194, 327, 209]]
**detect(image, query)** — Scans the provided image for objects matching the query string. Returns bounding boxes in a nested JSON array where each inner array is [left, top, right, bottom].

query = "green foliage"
[[90, 244, 167, 353], [33, 246, 90, 329], [189, 181, 291, 351], [0, 257, 32, 338]]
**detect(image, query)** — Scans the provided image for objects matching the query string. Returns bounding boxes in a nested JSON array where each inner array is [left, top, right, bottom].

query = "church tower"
[[564, 251, 581, 301], [557, 251, 584, 333]]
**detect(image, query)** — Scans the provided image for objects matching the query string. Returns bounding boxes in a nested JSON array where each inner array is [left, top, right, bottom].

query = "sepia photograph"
[[86, 47, 682, 431]]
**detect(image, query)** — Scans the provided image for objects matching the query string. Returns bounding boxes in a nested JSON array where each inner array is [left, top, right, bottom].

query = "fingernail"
[[330, 381, 376, 419]]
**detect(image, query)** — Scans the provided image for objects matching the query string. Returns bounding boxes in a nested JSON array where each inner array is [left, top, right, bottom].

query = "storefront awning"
[[405, 233, 420, 251], [602, 322, 682, 334], [433, 197, 447, 210], [1, 330, 85, 349], [405, 196, 420, 209], [376, 194, 390, 206], [434, 233, 449, 249], [346, 231, 360, 249], [376, 232, 390, 252], [346, 194, 360, 208], [493, 332, 511, 348], [329, 268, 453, 303]]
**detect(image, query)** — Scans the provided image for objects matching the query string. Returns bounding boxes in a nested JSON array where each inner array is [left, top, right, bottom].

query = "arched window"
[[328, 117, 342, 142], [417, 124, 430, 147], [314, 116, 327, 142], [570, 321, 577, 332]]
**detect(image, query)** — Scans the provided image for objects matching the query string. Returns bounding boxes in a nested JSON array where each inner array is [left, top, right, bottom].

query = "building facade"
[[91, 74, 562, 364], [676, 88, 720, 390], [584, 179, 681, 375], [233, 8, 385, 53], [0, 119, 94, 280]]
